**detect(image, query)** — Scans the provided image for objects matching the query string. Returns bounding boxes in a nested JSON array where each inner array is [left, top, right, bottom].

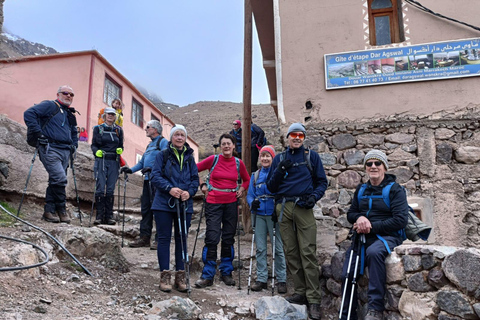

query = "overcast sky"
[[3, 0, 270, 107]]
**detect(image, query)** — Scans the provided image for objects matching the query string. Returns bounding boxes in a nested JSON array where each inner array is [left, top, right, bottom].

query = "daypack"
[[155, 136, 165, 151], [357, 182, 432, 248], [97, 124, 121, 138], [206, 154, 240, 192]]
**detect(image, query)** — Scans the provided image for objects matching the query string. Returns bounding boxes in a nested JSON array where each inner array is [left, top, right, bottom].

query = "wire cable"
[[0, 234, 49, 271], [405, 0, 480, 32]]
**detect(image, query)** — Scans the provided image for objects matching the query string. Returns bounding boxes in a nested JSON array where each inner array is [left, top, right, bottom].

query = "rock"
[[473, 303, 480, 318], [398, 291, 437, 320], [435, 128, 456, 140], [436, 142, 453, 164], [326, 278, 342, 296], [385, 285, 404, 311], [438, 311, 464, 320], [442, 248, 480, 297], [407, 271, 435, 292], [330, 251, 345, 282], [343, 149, 365, 166], [402, 144, 417, 152], [386, 252, 404, 284], [337, 189, 351, 205], [337, 170, 361, 189], [33, 306, 47, 314], [436, 290, 477, 319], [387, 148, 416, 162], [332, 134, 356, 150], [385, 133, 414, 144], [357, 134, 384, 146], [319, 153, 337, 166], [388, 167, 414, 184], [255, 296, 308, 320], [148, 296, 201, 319], [402, 255, 422, 272], [421, 255, 437, 270], [455, 146, 480, 164], [417, 127, 436, 177]]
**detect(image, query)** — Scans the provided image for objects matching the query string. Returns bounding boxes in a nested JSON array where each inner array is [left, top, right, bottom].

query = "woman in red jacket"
[[195, 133, 250, 288]]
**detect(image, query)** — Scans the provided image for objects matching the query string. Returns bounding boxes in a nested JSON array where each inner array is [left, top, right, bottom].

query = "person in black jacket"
[[229, 120, 242, 159], [23, 85, 78, 223], [340, 149, 408, 320], [250, 123, 265, 171], [91, 107, 124, 225]]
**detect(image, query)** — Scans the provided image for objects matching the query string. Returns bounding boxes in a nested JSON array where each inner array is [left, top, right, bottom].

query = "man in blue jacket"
[[24, 85, 78, 223], [121, 120, 168, 248], [267, 123, 327, 320]]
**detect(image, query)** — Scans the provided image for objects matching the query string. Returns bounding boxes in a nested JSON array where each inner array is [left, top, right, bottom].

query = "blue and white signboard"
[[324, 38, 480, 90]]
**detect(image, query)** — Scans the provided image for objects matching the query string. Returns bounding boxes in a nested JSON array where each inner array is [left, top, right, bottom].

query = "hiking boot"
[[93, 219, 102, 225], [251, 281, 267, 292], [277, 282, 287, 294], [58, 211, 71, 224], [42, 212, 60, 223], [195, 277, 213, 288], [365, 309, 383, 320], [175, 270, 188, 292], [159, 270, 172, 292], [286, 293, 307, 305], [106, 219, 116, 225], [220, 274, 235, 286], [129, 236, 150, 248], [150, 239, 158, 250], [308, 303, 322, 320]]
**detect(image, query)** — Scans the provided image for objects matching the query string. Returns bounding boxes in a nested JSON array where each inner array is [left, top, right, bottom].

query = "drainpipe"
[[273, 0, 286, 124]]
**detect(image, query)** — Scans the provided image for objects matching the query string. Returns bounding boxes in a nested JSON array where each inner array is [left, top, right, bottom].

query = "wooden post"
[[242, 0, 253, 234]]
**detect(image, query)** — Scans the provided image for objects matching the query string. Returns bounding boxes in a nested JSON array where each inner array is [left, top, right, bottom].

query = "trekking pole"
[[89, 166, 99, 227], [247, 211, 256, 295], [182, 201, 191, 297], [237, 200, 242, 290], [339, 232, 358, 319], [117, 178, 121, 222], [271, 212, 278, 296], [191, 196, 205, 262], [17, 149, 38, 217], [121, 172, 128, 248], [175, 199, 188, 292], [70, 151, 83, 226]]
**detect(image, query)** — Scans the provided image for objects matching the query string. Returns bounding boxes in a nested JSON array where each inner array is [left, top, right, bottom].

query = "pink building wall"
[[0, 51, 199, 166], [276, 0, 480, 122]]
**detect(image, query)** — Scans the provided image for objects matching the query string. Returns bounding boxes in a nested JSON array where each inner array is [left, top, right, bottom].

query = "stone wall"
[[321, 245, 480, 319]]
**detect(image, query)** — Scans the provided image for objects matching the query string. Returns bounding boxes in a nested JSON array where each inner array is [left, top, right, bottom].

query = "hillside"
[[165, 101, 280, 159]]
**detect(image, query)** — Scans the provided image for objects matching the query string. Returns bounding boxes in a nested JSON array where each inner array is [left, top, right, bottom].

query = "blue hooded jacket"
[[150, 142, 199, 213], [131, 135, 168, 180], [267, 145, 328, 208], [247, 167, 275, 216]]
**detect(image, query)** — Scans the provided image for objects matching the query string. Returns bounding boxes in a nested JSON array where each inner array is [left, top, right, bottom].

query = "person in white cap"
[[267, 122, 328, 320], [339, 149, 408, 320]]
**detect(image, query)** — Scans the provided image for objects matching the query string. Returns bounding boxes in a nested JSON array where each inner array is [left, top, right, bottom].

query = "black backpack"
[[26, 101, 61, 147]]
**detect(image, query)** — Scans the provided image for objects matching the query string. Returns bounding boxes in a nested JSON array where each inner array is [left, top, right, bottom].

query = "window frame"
[[132, 98, 144, 128], [103, 74, 122, 106], [368, 0, 403, 46]]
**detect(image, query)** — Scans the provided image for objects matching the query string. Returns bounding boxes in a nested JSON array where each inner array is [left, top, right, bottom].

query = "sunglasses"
[[289, 132, 305, 139], [106, 112, 116, 116], [146, 126, 152, 129], [232, 123, 239, 126], [366, 161, 383, 167], [59, 92, 74, 97]]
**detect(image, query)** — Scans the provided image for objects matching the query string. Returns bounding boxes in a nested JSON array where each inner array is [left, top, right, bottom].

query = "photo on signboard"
[[381, 58, 395, 73], [368, 60, 382, 74], [354, 61, 369, 76], [433, 52, 459, 68], [394, 57, 409, 72], [460, 49, 480, 65], [328, 62, 355, 78], [408, 54, 433, 70]]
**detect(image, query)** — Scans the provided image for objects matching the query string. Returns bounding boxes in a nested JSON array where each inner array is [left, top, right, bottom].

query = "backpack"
[[357, 182, 432, 250], [251, 126, 267, 146], [26, 101, 61, 147], [205, 155, 241, 192], [155, 136, 165, 151], [97, 124, 121, 137]]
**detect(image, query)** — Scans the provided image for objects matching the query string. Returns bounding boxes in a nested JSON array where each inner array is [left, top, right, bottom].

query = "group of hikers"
[[23, 84, 414, 320]]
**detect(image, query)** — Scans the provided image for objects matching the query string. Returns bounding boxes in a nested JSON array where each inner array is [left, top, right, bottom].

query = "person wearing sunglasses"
[[266, 122, 327, 320], [229, 120, 242, 159], [121, 120, 168, 249], [98, 98, 124, 127], [24, 85, 79, 224], [91, 107, 124, 225], [339, 150, 408, 320]]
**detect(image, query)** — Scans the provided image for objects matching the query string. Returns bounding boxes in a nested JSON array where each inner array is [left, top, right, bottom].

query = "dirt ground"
[[0, 197, 294, 320]]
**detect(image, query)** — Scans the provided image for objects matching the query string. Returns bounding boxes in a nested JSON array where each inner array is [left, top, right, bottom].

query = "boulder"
[[442, 248, 480, 298], [255, 296, 307, 320]]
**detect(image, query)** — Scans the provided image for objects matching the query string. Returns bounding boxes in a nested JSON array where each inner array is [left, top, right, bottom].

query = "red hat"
[[234, 120, 241, 128], [260, 145, 275, 158]]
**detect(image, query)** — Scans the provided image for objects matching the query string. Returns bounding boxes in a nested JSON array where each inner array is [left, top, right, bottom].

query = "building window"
[[368, 0, 404, 46], [132, 99, 144, 127], [151, 113, 159, 121], [103, 75, 122, 106]]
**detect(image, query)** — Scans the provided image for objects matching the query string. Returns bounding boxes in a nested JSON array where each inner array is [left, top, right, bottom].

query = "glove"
[[305, 195, 317, 209], [251, 199, 261, 212], [95, 150, 104, 158], [120, 167, 132, 174], [141, 167, 152, 174], [116, 148, 123, 155], [37, 135, 48, 146], [277, 159, 293, 174]]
